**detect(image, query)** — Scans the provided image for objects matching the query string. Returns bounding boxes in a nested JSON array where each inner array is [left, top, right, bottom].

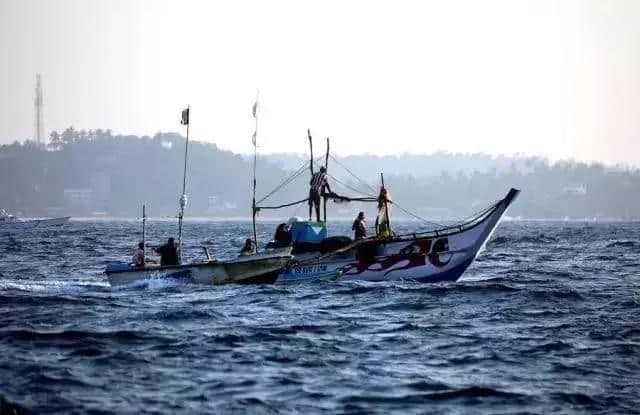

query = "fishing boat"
[[105, 250, 292, 286], [0, 209, 70, 231], [252, 131, 520, 284], [274, 188, 519, 283], [104, 105, 293, 287]]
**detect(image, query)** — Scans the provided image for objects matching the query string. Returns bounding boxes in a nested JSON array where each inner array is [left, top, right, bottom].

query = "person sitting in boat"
[[309, 166, 331, 222], [240, 238, 256, 256], [132, 242, 145, 267], [352, 211, 367, 240], [273, 223, 292, 248], [154, 237, 179, 266]]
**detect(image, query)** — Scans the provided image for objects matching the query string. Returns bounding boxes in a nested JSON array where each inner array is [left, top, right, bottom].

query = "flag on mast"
[[181, 108, 190, 125], [251, 99, 258, 146]]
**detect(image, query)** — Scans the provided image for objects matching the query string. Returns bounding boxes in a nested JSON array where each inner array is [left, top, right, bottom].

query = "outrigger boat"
[[252, 131, 520, 284], [105, 251, 292, 286], [272, 188, 519, 283], [0, 209, 70, 231], [105, 105, 293, 287]]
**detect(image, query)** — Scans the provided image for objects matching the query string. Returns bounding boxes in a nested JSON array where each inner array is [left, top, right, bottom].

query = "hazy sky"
[[1, 0, 638, 165]]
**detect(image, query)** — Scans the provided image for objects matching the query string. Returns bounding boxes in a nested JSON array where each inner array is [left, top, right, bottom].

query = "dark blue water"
[[1, 220, 639, 414]]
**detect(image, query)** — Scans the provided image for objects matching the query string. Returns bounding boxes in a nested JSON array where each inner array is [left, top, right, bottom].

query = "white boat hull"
[[276, 188, 519, 284]]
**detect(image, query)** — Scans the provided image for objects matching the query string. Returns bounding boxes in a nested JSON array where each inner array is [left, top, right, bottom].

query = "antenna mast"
[[35, 74, 44, 147]]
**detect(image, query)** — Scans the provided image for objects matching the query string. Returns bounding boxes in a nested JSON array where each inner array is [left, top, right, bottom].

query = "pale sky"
[[1, 0, 639, 165]]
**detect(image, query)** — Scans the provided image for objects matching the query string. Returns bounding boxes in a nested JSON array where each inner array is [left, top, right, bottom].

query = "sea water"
[[1, 220, 639, 413]]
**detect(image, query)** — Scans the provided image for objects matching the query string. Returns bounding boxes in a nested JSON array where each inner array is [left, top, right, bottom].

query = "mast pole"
[[252, 91, 259, 253], [308, 129, 314, 176], [142, 204, 146, 263], [381, 172, 391, 237], [178, 105, 190, 264], [323, 137, 330, 222]]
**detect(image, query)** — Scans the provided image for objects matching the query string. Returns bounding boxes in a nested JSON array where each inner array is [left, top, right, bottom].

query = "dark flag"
[[181, 108, 189, 125]]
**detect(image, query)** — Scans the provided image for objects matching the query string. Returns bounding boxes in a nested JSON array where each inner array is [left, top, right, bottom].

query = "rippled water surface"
[[1, 220, 639, 414]]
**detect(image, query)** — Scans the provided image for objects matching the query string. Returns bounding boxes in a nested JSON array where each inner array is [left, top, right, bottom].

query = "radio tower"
[[35, 74, 44, 146]]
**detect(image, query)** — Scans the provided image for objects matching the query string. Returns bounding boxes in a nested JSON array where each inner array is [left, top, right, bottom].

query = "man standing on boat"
[[352, 212, 367, 240], [154, 237, 179, 266], [309, 166, 331, 222]]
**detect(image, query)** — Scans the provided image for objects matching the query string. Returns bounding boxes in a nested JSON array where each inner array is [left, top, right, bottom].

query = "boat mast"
[[323, 137, 330, 222], [381, 172, 391, 236], [177, 106, 190, 264], [308, 129, 314, 177], [142, 204, 146, 263], [251, 92, 259, 253]]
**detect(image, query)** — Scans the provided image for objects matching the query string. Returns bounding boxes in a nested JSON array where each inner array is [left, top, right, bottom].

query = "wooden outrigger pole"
[[177, 106, 190, 264], [252, 92, 259, 253]]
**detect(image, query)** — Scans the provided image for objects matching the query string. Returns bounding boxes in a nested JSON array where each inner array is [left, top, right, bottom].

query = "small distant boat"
[[0, 209, 70, 231]]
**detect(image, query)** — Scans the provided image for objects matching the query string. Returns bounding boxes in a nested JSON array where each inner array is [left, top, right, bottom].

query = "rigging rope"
[[256, 159, 310, 205], [390, 201, 447, 229], [256, 198, 309, 210], [253, 150, 498, 234], [328, 155, 378, 195], [449, 199, 502, 227]]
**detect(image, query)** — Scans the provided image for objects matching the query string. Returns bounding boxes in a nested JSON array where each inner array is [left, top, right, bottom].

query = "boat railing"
[[394, 197, 502, 239]]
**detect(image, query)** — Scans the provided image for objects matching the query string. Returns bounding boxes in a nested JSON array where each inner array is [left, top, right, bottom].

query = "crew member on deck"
[[309, 166, 331, 222], [240, 238, 256, 256], [155, 237, 179, 266], [132, 242, 145, 267], [273, 223, 292, 248], [352, 211, 367, 240]]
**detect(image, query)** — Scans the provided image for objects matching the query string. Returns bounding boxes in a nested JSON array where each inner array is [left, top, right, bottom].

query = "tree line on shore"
[[1, 128, 639, 220]]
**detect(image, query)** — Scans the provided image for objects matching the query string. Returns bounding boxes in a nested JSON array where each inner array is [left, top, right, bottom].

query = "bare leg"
[[315, 203, 321, 222], [309, 204, 312, 221]]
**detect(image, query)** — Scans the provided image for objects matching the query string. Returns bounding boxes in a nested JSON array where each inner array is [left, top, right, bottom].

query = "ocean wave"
[[550, 392, 602, 407], [342, 386, 527, 404], [605, 240, 637, 248], [2, 329, 151, 343], [490, 234, 559, 246], [1, 220, 639, 413]]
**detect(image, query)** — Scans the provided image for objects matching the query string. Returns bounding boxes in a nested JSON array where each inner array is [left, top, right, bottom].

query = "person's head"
[[138, 242, 144, 250], [244, 238, 253, 247], [168, 237, 175, 246], [320, 166, 326, 173], [358, 211, 365, 219]]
